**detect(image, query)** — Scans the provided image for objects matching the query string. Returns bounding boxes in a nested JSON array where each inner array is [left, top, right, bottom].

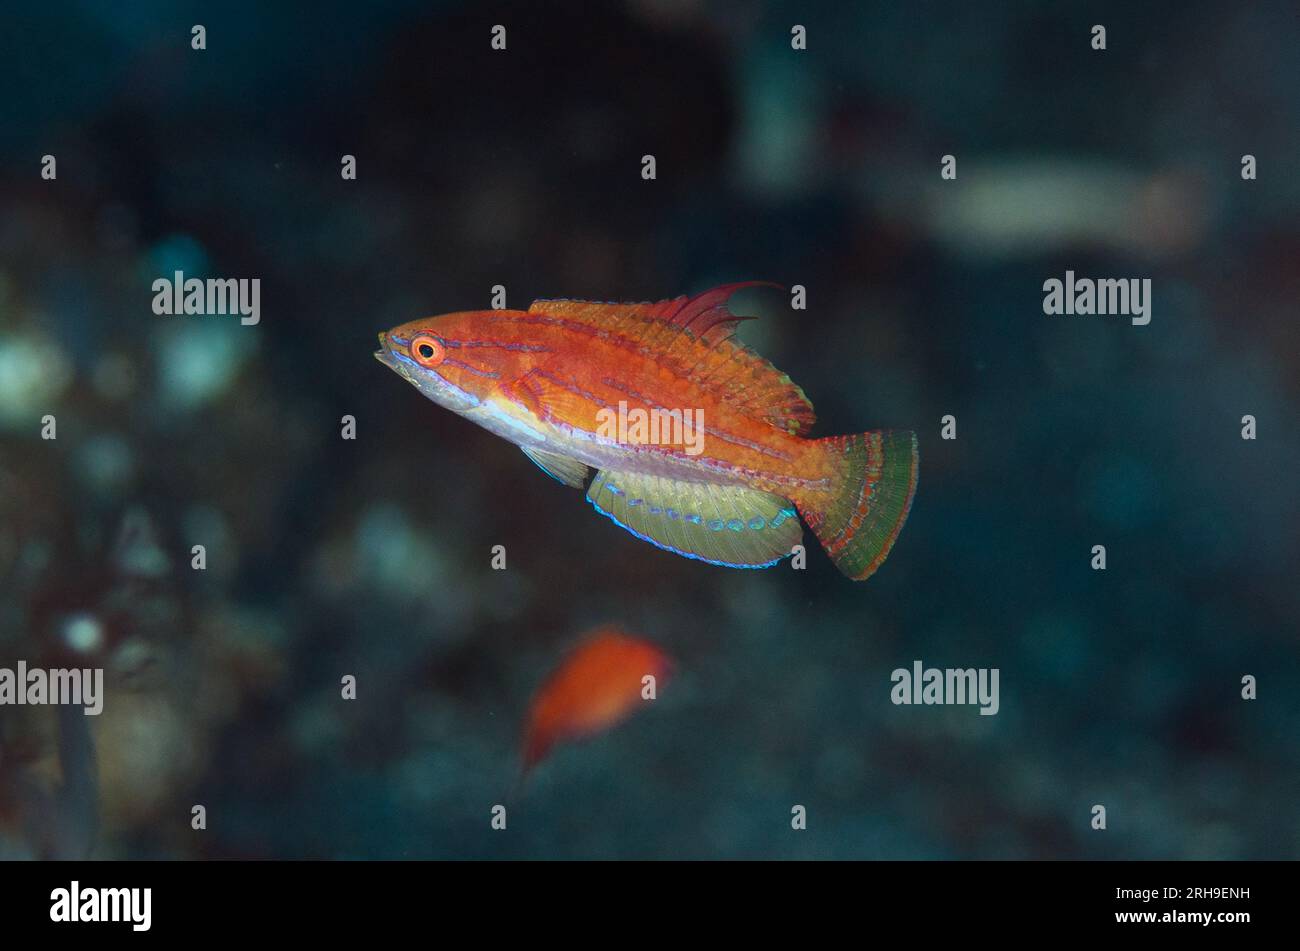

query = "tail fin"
[[794, 430, 918, 581]]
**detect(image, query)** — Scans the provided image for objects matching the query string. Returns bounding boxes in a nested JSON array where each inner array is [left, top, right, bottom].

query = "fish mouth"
[[374, 331, 397, 369]]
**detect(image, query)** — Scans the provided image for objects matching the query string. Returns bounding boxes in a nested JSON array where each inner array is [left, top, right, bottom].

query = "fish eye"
[[410, 334, 445, 367]]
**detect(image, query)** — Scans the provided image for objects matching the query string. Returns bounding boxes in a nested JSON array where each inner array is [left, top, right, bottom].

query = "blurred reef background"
[[1, 0, 1298, 859]]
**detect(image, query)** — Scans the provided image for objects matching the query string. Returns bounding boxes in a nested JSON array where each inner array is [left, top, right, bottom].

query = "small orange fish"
[[521, 628, 672, 775], [376, 282, 917, 580]]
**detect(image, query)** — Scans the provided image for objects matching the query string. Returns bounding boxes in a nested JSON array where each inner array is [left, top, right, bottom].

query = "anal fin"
[[585, 469, 802, 568]]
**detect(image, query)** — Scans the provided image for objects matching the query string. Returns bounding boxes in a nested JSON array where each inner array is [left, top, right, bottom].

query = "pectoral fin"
[[585, 469, 802, 568], [502, 369, 593, 426]]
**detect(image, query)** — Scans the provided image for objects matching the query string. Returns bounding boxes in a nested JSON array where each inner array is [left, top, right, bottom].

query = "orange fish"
[[521, 628, 671, 774], [376, 282, 917, 580]]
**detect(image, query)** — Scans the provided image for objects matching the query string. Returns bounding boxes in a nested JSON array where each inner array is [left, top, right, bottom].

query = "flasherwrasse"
[[520, 627, 671, 774], [376, 283, 918, 580]]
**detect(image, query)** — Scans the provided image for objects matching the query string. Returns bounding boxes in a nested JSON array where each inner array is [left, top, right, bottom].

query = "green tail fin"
[[794, 430, 918, 581]]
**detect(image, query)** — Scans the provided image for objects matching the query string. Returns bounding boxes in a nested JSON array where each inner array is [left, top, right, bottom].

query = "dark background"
[[1, 1, 1297, 859]]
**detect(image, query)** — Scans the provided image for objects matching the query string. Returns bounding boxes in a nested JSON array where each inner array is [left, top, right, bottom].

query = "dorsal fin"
[[640, 281, 776, 343], [529, 281, 775, 344], [527, 283, 816, 437]]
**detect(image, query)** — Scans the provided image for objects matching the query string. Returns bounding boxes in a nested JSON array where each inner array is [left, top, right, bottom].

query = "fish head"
[[376, 310, 517, 414]]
